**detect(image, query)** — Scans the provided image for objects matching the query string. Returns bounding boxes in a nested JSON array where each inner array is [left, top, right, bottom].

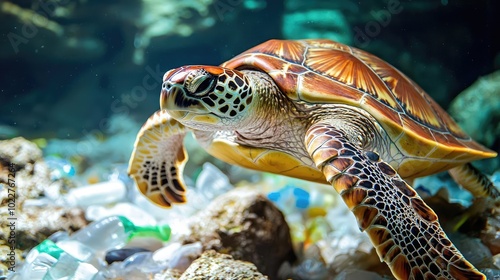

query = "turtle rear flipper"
[[128, 110, 188, 208], [449, 163, 500, 199], [305, 123, 485, 280]]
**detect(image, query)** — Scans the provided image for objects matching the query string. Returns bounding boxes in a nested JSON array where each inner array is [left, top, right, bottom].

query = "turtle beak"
[[160, 83, 189, 120], [160, 68, 188, 111], [159, 81, 178, 110]]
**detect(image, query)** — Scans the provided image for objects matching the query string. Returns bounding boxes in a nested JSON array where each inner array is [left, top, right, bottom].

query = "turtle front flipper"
[[305, 123, 485, 280], [128, 110, 188, 208]]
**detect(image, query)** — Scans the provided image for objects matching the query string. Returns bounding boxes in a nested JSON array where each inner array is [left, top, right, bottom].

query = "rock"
[[0, 137, 88, 275], [180, 187, 295, 279], [449, 71, 500, 173], [450, 234, 494, 269], [105, 247, 152, 264], [0, 137, 50, 205], [178, 250, 268, 280], [153, 269, 183, 280], [2, 206, 87, 249], [449, 70, 500, 147], [480, 201, 500, 255], [0, 136, 43, 167]]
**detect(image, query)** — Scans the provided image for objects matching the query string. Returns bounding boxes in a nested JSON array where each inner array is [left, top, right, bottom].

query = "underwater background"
[[1, 0, 499, 144], [1, 0, 500, 279]]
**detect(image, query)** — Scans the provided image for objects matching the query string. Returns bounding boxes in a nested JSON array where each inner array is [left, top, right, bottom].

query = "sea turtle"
[[128, 39, 498, 279]]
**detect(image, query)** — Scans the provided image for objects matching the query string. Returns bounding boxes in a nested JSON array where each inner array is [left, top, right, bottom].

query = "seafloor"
[[0, 0, 500, 279]]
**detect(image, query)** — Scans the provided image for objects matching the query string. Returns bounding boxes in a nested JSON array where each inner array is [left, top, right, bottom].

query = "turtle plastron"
[[305, 122, 486, 280]]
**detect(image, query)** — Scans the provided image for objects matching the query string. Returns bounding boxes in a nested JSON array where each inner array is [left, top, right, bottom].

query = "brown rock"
[[181, 187, 295, 279], [179, 250, 268, 280]]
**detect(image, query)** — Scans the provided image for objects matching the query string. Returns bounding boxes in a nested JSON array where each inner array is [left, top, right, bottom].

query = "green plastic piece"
[[36, 240, 65, 259], [117, 215, 171, 242], [129, 224, 171, 241]]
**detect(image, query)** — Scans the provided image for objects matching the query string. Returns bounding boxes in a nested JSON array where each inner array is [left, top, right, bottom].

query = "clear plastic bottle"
[[56, 216, 171, 266], [85, 202, 157, 226], [196, 162, 233, 201], [8, 216, 172, 279], [7, 240, 98, 280], [63, 179, 127, 207]]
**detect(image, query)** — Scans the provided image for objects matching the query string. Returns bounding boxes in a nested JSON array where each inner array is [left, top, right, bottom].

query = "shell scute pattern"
[[305, 47, 402, 110], [222, 39, 494, 159]]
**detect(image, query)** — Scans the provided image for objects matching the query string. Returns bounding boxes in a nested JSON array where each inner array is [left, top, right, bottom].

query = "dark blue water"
[[0, 0, 498, 141]]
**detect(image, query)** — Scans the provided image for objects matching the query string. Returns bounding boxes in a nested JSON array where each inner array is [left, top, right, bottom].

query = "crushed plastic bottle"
[[96, 242, 203, 278], [58, 216, 170, 255], [85, 202, 156, 226], [63, 179, 127, 207], [24, 179, 130, 209], [154, 242, 203, 271], [43, 253, 99, 280], [8, 216, 171, 279], [7, 240, 98, 280], [97, 251, 158, 279], [196, 162, 234, 201]]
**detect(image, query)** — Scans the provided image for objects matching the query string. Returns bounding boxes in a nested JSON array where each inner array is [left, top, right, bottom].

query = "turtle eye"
[[186, 70, 215, 96]]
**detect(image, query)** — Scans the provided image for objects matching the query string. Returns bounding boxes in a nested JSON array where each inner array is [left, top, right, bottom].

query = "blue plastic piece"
[[267, 185, 311, 210]]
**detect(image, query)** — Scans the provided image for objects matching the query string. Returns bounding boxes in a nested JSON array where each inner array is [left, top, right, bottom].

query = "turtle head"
[[160, 66, 255, 129]]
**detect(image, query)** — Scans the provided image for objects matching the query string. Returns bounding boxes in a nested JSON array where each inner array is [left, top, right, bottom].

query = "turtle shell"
[[221, 39, 496, 178]]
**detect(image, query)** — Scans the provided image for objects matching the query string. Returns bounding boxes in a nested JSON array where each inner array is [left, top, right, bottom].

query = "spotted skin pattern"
[[185, 68, 253, 118], [127, 110, 188, 207], [305, 123, 485, 280]]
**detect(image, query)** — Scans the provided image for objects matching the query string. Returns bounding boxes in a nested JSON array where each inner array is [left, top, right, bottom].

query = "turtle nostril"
[[162, 82, 172, 91]]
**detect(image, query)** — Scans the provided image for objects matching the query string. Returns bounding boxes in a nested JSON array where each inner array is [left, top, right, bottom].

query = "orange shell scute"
[[221, 39, 495, 158]]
